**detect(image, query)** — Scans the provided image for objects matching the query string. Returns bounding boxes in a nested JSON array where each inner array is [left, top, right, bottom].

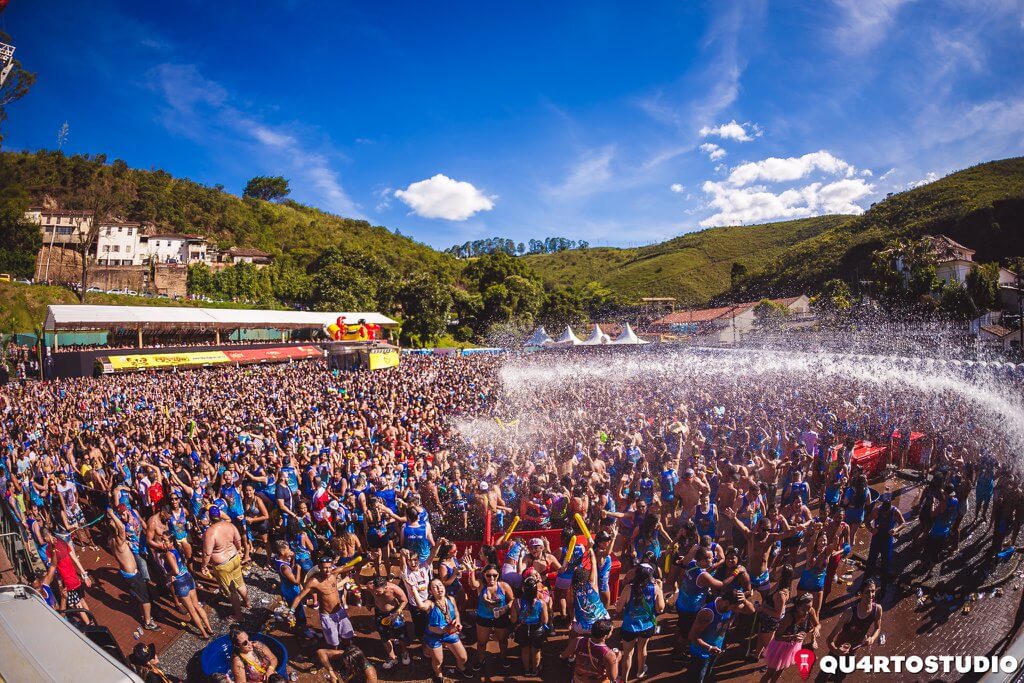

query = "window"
[[102, 245, 109, 252], [126, 246, 132, 253], [112, 245, 120, 252], [58, 226, 73, 235], [127, 228, 133, 236]]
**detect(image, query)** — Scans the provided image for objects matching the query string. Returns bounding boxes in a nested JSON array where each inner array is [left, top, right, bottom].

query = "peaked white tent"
[[612, 322, 649, 345], [580, 323, 611, 346], [524, 326, 554, 347], [553, 325, 584, 346]]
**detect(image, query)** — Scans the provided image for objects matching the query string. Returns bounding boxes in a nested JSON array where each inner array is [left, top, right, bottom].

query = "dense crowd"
[[0, 351, 1020, 683]]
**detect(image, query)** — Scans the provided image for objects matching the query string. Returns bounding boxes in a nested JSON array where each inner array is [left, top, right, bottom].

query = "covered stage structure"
[[524, 322, 648, 349], [41, 305, 398, 378]]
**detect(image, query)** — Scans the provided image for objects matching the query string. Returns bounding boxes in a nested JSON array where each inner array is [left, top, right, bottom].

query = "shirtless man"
[[723, 508, 792, 599], [364, 575, 411, 670], [200, 506, 249, 620], [290, 550, 358, 659], [107, 508, 158, 630], [674, 467, 710, 525]]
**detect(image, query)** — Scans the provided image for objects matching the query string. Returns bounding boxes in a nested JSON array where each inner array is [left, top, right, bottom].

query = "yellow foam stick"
[[501, 515, 521, 544], [563, 535, 578, 566], [664, 543, 676, 574], [574, 513, 593, 543], [340, 555, 363, 570]]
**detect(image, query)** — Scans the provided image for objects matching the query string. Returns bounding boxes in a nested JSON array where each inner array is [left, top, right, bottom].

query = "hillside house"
[[26, 207, 94, 248], [96, 222, 143, 266], [651, 295, 811, 345], [146, 233, 208, 264], [225, 246, 273, 268]]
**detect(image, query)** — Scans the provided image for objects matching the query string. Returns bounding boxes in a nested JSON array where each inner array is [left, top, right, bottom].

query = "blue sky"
[[3, 0, 1023, 249]]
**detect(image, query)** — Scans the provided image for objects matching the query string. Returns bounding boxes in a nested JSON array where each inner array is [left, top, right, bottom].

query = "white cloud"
[[544, 147, 615, 200], [394, 174, 495, 221], [699, 177, 873, 227], [698, 120, 760, 142], [879, 168, 897, 181], [905, 172, 939, 189], [670, 183, 685, 193], [699, 143, 727, 161], [726, 151, 856, 187], [832, 0, 914, 55]]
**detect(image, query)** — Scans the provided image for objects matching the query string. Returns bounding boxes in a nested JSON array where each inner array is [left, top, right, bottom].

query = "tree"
[[753, 299, 791, 330], [538, 289, 588, 331], [68, 165, 135, 302], [0, 32, 37, 147], [242, 176, 291, 202], [939, 280, 978, 321], [310, 262, 377, 311], [187, 262, 215, 295], [397, 273, 453, 346], [872, 237, 937, 308], [965, 262, 1000, 312], [308, 245, 397, 311], [810, 279, 853, 318], [461, 252, 545, 336], [0, 163, 39, 277], [730, 262, 748, 288]]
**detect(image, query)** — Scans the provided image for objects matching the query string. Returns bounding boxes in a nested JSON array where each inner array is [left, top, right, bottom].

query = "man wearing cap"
[[200, 505, 249, 621]]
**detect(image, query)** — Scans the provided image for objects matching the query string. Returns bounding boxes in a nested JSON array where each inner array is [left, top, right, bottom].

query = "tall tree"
[[397, 273, 453, 346], [243, 176, 291, 202], [965, 262, 1000, 312], [0, 32, 36, 147], [0, 161, 38, 277], [69, 165, 135, 302]]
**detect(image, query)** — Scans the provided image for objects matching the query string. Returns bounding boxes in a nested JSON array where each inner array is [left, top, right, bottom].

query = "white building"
[[929, 235, 976, 285], [146, 233, 208, 264], [26, 207, 94, 247], [96, 222, 144, 266], [652, 295, 811, 345]]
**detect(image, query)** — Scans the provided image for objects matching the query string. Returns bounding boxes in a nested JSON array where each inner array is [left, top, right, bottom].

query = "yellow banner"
[[368, 348, 400, 370], [108, 351, 231, 370]]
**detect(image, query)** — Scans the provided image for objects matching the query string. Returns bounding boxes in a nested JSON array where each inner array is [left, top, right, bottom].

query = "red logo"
[[797, 649, 816, 680]]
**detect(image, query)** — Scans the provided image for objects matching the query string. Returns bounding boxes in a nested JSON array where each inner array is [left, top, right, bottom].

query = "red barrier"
[[891, 430, 924, 468], [852, 440, 887, 478]]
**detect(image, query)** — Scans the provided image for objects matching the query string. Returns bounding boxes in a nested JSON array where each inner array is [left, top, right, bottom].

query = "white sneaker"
[[401, 652, 411, 665]]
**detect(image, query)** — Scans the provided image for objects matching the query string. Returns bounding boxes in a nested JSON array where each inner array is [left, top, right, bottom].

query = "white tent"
[[553, 325, 584, 346], [580, 324, 611, 346], [524, 326, 554, 347], [612, 322, 649, 345]]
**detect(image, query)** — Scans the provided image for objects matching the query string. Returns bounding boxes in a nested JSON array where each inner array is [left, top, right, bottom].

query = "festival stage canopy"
[[553, 325, 584, 346], [44, 305, 399, 333]]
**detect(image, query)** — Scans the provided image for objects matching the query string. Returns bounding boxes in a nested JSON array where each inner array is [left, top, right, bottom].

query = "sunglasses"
[[485, 573, 498, 579]]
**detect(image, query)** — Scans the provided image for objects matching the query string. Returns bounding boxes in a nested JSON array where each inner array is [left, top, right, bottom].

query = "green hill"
[[524, 215, 850, 305], [525, 157, 1024, 305], [0, 150, 456, 279], [730, 157, 1024, 299]]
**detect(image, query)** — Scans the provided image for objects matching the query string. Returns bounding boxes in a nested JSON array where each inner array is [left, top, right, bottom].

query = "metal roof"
[[45, 304, 398, 331]]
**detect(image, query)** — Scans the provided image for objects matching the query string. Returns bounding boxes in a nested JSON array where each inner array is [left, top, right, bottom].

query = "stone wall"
[[32, 247, 188, 297]]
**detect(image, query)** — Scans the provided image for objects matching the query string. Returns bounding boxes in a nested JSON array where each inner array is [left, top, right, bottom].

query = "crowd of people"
[[0, 349, 1020, 683]]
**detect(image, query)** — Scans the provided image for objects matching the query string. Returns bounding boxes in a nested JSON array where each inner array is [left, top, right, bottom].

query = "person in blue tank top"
[[559, 548, 610, 664], [466, 563, 515, 671], [401, 505, 434, 565], [674, 547, 739, 651], [615, 563, 665, 682], [921, 484, 959, 578], [417, 578, 470, 680], [511, 574, 550, 675], [687, 589, 755, 682], [161, 530, 212, 639], [693, 491, 718, 540]]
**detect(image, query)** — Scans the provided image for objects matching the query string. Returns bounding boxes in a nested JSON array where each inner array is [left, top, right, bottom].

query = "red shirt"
[[50, 538, 82, 591]]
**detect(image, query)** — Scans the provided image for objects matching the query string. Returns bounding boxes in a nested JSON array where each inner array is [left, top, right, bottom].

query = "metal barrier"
[[0, 504, 36, 584]]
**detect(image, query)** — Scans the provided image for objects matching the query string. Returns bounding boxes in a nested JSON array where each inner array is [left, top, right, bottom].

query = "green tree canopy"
[[939, 280, 978, 321], [810, 278, 853, 317], [397, 273, 453, 346], [242, 176, 291, 202], [965, 262, 1000, 312]]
